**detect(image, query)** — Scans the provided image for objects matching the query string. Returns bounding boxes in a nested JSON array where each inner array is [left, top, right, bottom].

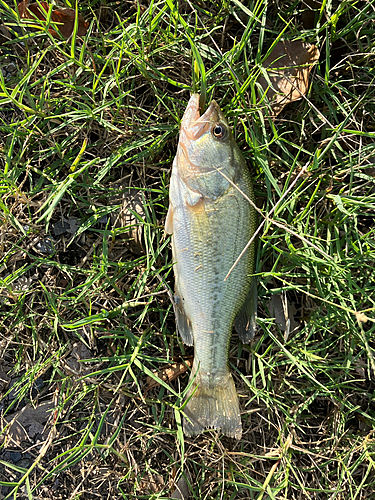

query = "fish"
[[165, 94, 257, 439]]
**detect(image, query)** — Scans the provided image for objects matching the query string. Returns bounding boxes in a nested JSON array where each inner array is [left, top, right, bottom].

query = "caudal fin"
[[183, 370, 242, 439]]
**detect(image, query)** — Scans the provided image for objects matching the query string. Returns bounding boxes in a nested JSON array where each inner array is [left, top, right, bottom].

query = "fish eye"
[[212, 123, 227, 140]]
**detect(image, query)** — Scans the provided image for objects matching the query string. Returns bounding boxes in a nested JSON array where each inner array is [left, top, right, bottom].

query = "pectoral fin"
[[185, 188, 202, 207], [173, 294, 194, 346], [235, 278, 257, 343], [165, 204, 174, 234]]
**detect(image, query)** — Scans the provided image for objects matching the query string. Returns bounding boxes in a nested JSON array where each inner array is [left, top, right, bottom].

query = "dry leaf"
[[53, 216, 80, 236], [139, 472, 165, 494], [17, 0, 89, 39], [145, 358, 193, 394], [1, 401, 54, 446], [171, 469, 192, 499], [110, 189, 146, 254], [267, 293, 299, 340], [258, 40, 320, 116], [62, 341, 92, 375]]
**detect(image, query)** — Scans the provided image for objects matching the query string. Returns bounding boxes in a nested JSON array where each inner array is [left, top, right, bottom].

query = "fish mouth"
[[181, 94, 219, 140]]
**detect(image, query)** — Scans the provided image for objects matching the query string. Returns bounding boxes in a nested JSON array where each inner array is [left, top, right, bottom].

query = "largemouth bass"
[[165, 94, 257, 439]]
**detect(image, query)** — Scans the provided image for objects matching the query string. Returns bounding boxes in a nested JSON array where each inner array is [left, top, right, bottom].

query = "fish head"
[[176, 94, 245, 200]]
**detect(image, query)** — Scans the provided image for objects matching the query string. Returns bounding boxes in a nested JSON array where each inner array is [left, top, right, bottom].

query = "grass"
[[1, 0, 375, 498]]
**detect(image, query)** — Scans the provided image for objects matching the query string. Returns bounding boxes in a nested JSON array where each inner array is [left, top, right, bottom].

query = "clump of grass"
[[0, 0, 375, 499]]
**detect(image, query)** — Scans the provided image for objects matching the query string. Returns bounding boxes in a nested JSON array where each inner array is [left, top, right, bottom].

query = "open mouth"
[[182, 94, 217, 140]]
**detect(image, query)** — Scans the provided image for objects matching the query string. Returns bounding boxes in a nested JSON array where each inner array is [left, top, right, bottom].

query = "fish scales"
[[165, 94, 257, 439]]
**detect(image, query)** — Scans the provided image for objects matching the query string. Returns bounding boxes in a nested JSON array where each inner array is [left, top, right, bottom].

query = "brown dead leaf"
[[61, 341, 93, 375], [258, 40, 320, 116], [1, 401, 54, 446], [139, 472, 165, 494], [110, 189, 146, 254], [17, 0, 89, 39], [267, 293, 299, 340], [145, 358, 193, 394], [170, 468, 192, 499]]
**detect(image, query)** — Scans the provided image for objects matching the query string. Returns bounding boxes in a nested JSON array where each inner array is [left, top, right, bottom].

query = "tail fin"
[[183, 369, 242, 439]]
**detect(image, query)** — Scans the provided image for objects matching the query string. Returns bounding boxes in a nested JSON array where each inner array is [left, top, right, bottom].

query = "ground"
[[0, 1, 375, 499]]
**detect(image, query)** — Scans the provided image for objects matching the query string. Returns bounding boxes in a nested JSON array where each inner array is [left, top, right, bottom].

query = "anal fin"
[[235, 278, 257, 343]]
